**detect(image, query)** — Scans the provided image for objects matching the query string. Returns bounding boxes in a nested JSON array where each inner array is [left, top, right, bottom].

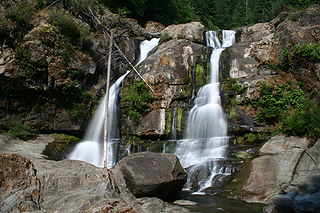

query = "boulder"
[[116, 152, 187, 201], [161, 22, 205, 43], [243, 136, 312, 203]]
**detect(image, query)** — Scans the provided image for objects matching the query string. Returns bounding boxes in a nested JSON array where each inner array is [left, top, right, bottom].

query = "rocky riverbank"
[[0, 134, 189, 213]]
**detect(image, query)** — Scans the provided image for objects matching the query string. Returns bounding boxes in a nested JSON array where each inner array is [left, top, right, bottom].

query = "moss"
[[160, 32, 173, 43], [50, 133, 79, 143], [195, 64, 208, 88], [177, 107, 183, 132], [165, 110, 172, 135]]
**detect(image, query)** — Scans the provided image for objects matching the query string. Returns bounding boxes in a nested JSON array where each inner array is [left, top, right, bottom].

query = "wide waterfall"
[[175, 30, 236, 193], [68, 38, 159, 168]]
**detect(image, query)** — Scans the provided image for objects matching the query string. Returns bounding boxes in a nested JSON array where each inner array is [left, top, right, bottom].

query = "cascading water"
[[68, 72, 129, 167], [69, 38, 159, 168], [175, 30, 236, 193], [136, 38, 160, 65]]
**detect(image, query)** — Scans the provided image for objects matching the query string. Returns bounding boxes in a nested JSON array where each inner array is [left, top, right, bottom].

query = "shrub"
[[282, 100, 320, 138], [50, 11, 90, 47], [248, 83, 306, 124], [0, 116, 37, 140], [121, 80, 154, 121], [160, 33, 173, 43]]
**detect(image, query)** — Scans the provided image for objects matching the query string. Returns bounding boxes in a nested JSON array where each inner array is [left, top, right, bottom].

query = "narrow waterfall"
[[175, 30, 236, 192], [68, 72, 129, 167], [136, 38, 160, 65], [69, 38, 159, 167]]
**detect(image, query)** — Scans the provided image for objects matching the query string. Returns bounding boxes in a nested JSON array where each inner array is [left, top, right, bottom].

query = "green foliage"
[[122, 80, 154, 121], [50, 133, 79, 143], [160, 33, 173, 43], [0, 116, 37, 140], [279, 43, 320, 70], [15, 47, 48, 78], [50, 11, 90, 47], [282, 100, 320, 138], [248, 83, 306, 124]]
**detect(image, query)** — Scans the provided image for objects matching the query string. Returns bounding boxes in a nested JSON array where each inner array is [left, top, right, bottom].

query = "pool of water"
[[178, 191, 264, 213]]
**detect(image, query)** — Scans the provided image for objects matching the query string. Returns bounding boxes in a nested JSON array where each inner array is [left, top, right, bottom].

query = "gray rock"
[[243, 136, 312, 203], [116, 152, 187, 201], [161, 22, 205, 42], [0, 135, 190, 213]]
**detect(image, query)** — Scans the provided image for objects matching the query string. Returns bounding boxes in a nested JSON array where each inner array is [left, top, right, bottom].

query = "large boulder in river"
[[116, 152, 187, 201]]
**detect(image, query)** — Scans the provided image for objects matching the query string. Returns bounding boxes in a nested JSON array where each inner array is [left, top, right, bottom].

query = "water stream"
[[175, 30, 236, 193]]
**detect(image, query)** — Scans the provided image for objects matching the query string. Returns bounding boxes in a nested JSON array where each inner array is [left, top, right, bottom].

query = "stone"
[[243, 136, 312, 203], [0, 135, 190, 213], [173, 200, 197, 206], [116, 152, 187, 201], [161, 22, 205, 42], [145, 21, 166, 33]]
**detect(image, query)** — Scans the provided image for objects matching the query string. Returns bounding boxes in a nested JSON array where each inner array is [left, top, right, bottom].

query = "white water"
[[69, 37, 159, 167], [175, 30, 236, 192], [68, 72, 129, 168], [136, 38, 160, 65]]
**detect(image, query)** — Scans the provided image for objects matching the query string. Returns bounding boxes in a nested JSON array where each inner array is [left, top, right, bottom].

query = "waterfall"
[[68, 72, 129, 168], [175, 30, 236, 192], [136, 38, 160, 65], [69, 37, 159, 167]]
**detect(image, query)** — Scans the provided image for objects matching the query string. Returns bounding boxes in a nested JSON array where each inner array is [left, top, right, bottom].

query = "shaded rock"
[[0, 154, 41, 212], [116, 152, 187, 201], [161, 22, 205, 42], [243, 136, 312, 203]]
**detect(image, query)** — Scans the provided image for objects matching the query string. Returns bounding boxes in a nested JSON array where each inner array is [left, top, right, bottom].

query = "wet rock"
[[174, 199, 197, 206], [161, 22, 205, 42], [116, 152, 187, 201]]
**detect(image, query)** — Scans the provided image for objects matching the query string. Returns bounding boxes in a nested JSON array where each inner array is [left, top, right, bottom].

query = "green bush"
[[282, 100, 320, 138], [5, 2, 35, 30], [160, 33, 173, 43], [50, 11, 90, 47], [122, 80, 154, 121], [248, 83, 306, 124], [278, 43, 320, 70], [0, 116, 37, 140]]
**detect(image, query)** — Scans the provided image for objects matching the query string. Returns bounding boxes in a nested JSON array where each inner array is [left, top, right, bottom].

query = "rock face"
[[242, 135, 320, 213], [220, 5, 320, 130], [161, 22, 205, 43], [117, 152, 187, 201], [0, 135, 190, 213], [0, 1, 154, 133], [121, 39, 210, 138]]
